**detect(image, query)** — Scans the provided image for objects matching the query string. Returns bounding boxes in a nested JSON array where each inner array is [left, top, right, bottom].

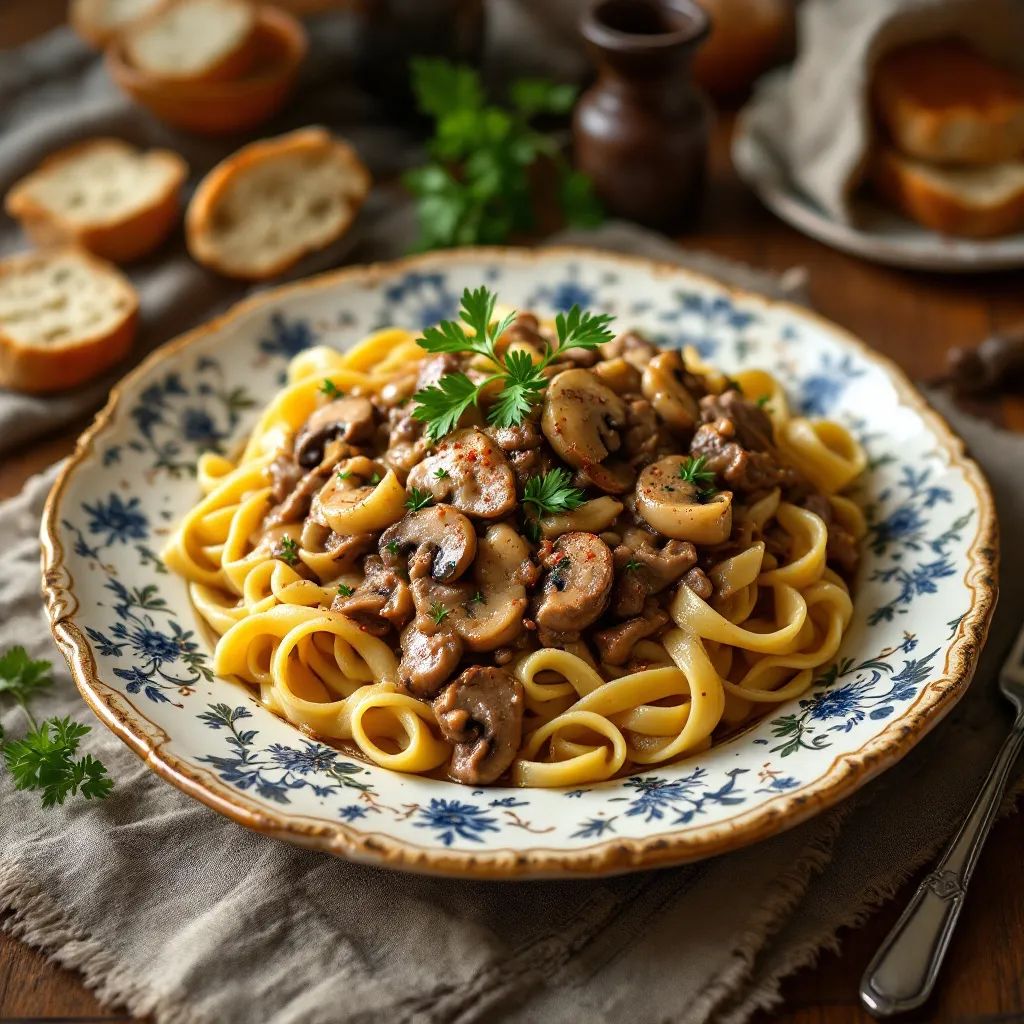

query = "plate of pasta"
[[42, 247, 996, 877]]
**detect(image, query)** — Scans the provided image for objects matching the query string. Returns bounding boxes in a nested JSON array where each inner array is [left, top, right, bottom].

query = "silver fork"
[[860, 620, 1024, 1017]]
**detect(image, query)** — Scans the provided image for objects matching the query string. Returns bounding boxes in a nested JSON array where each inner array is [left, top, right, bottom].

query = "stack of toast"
[[870, 39, 1024, 238]]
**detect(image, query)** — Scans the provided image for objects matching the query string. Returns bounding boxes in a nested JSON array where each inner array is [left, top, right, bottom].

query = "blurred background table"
[[2, 3, 1024, 1022]]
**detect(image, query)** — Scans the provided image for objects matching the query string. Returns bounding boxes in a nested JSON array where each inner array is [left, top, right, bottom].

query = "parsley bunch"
[[411, 286, 614, 442], [0, 647, 113, 808], [403, 59, 603, 249], [522, 469, 586, 541]]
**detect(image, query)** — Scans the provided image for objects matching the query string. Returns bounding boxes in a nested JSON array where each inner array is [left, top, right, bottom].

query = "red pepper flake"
[[585, 550, 595, 561], [466, 450, 478, 462]]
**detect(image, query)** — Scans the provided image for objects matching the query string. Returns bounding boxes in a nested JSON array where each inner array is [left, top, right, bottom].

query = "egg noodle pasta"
[[164, 297, 865, 789]]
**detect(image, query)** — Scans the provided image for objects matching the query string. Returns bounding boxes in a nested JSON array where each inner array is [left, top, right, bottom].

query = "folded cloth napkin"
[[1, 221, 1023, 1024], [737, 0, 1024, 224]]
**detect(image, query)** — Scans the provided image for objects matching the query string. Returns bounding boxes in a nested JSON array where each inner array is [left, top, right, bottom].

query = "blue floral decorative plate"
[[41, 248, 997, 878]]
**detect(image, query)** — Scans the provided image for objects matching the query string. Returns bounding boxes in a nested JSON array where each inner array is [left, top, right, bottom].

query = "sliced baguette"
[[5, 139, 187, 264], [0, 249, 139, 394], [124, 0, 259, 84], [186, 127, 371, 280], [873, 40, 1024, 165], [871, 145, 1024, 238], [70, 0, 169, 48]]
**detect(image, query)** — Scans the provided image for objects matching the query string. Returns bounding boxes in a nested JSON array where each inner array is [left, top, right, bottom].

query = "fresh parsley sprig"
[[678, 455, 718, 502], [403, 59, 603, 250], [405, 487, 435, 512], [411, 287, 615, 441], [0, 647, 113, 808], [522, 469, 586, 518]]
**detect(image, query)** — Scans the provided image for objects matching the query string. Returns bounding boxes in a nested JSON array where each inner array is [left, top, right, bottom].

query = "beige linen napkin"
[[2, 223, 1023, 1024], [737, 0, 1024, 224]]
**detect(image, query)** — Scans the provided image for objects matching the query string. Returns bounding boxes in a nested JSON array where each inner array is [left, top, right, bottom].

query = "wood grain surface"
[[2, 5, 1024, 1022]]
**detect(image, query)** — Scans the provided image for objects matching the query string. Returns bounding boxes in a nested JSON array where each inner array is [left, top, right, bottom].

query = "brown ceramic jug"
[[573, 0, 712, 230]]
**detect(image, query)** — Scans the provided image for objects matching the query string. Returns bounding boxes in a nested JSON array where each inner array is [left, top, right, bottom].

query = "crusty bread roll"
[[873, 40, 1024, 166], [871, 145, 1024, 238], [5, 139, 187, 264], [186, 127, 371, 280], [0, 250, 139, 394], [124, 0, 258, 84], [69, 0, 168, 48]]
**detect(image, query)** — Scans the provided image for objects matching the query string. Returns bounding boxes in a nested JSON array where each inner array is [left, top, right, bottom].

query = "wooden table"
[[3, 9, 1024, 1023]]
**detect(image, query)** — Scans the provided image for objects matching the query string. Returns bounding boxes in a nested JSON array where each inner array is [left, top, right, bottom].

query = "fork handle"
[[860, 709, 1024, 1017]]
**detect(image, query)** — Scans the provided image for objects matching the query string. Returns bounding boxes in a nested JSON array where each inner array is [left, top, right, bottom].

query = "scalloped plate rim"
[[40, 245, 999, 879]]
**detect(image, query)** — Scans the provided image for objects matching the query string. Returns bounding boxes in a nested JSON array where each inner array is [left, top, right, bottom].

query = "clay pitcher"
[[574, 0, 712, 230]]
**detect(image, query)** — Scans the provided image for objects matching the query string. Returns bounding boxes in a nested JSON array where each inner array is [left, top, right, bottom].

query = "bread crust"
[[873, 40, 1024, 165], [186, 127, 371, 280], [0, 249, 140, 394], [871, 146, 1024, 238], [123, 0, 259, 84], [5, 139, 187, 264]]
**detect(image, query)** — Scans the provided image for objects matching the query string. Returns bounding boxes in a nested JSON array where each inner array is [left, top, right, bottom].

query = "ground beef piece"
[[699, 389, 775, 451], [682, 566, 713, 600], [802, 494, 860, 574], [690, 420, 789, 494]]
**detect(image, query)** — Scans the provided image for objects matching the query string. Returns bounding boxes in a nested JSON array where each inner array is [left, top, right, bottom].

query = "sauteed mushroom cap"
[[535, 531, 614, 634], [295, 396, 376, 467], [635, 456, 733, 544], [379, 505, 477, 582]]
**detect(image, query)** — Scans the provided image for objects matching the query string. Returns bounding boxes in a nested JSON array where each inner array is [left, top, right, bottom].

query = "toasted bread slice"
[[124, 0, 258, 84], [186, 127, 371, 280], [69, 0, 168, 48], [873, 40, 1024, 165], [0, 250, 139, 394], [871, 145, 1024, 238], [5, 139, 187, 264]]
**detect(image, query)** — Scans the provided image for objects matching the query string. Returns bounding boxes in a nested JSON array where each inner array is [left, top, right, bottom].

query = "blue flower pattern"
[[59, 263, 981, 849]]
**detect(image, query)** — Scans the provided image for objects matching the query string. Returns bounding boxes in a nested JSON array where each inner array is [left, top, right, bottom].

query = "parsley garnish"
[[403, 59, 602, 250], [433, 467, 450, 479], [429, 602, 450, 625], [384, 540, 400, 556], [336, 468, 351, 480], [405, 488, 434, 512], [369, 471, 382, 485], [755, 395, 770, 408], [678, 455, 717, 502], [0, 647, 113, 808], [522, 468, 586, 518], [320, 378, 342, 398], [624, 557, 642, 572], [337, 583, 354, 597], [469, 591, 485, 605], [411, 287, 614, 440], [275, 536, 299, 565]]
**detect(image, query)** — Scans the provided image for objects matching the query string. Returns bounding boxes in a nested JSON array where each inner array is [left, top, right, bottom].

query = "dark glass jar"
[[573, 0, 712, 230]]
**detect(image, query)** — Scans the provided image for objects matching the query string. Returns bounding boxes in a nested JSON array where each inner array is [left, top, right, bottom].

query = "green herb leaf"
[[428, 601, 450, 626], [411, 372, 484, 443], [433, 467, 450, 480], [522, 469, 586, 518], [275, 536, 300, 566], [411, 58, 483, 119], [320, 378, 341, 398], [553, 305, 615, 357], [469, 591, 485, 605], [3, 716, 114, 808], [559, 168, 605, 228], [487, 348, 546, 429], [0, 647, 53, 707], [509, 78, 578, 118], [336, 468, 351, 480], [384, 540, 400, 556], [336, 583, 354, 597], [755, 395, 770, 408], [405, 488, 435, 512], [624, 557, 643, 572], [677, 455, 716, 488]]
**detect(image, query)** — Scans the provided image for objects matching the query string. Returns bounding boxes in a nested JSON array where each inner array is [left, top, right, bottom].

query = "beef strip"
[[593, 602, 670, 665]]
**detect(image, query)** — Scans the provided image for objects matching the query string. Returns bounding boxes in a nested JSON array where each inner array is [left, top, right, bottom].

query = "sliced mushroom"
[[635, 456, 733, 544], [540, 495, 623, 540], [433, 666, 524, 785], [380, 505, 476, 581], [406, 525, 532, 652], [294, 397, 376, 468], [405, 428, 517, 519], [592, 356, 642, 395], [332, 556, 414, 635], [313, 468, 407, 535], [541, 369, 634, 494], [599, 330, 658, 370], [399, 622, 464, 697], [535, 531, 614, 636], [642, 350, 700, 433]]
